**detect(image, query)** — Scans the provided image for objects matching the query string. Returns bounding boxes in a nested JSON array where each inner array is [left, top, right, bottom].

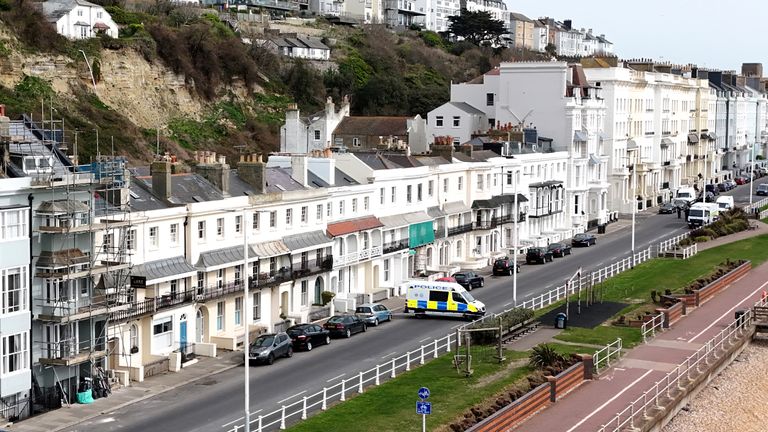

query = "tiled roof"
[[327, 215, 383, 237], [334, 117, 410, 137], [196, 245, 258, 270], [283, 230, 333, 252], [133, 256, 198, 284]]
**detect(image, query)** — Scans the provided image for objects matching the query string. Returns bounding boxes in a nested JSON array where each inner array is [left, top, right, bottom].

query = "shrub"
[[468, 307, 533, 344], [529, 344, 566, 370], [694, 236, 710, 243], [320, 291, 335, 306]]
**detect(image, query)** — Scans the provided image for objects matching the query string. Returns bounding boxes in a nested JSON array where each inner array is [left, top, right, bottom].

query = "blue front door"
[[180, 320, 187, 348]]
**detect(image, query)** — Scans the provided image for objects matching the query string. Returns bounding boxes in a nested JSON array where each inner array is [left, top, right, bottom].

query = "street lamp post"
[[622, 156, 637, 265], [242, 208, 251, 432], [750, 142, 756, 208]]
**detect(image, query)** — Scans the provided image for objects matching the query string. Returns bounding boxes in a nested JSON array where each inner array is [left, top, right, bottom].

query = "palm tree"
[[528, 344, 565, 369]]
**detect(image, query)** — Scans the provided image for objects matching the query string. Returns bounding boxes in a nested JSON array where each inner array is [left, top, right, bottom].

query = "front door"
[[196, 309, 204, 343], [180, 316, 187, 349]]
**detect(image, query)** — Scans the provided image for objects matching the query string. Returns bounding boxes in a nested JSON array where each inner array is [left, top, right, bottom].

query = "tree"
[[447, 9, 507, 46], [545, 43, 557, 58]]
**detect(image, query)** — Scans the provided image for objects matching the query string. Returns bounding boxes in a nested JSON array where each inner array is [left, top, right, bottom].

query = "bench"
[[503, 319, 540, 342], [748, 223, 759, 231]]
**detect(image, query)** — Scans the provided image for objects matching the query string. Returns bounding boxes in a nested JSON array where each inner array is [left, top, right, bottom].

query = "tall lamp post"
[[508, 168, 532, 307], [242, 208, 251, 432], [749, 141, 756, 208], [622, 156, 637, 265]]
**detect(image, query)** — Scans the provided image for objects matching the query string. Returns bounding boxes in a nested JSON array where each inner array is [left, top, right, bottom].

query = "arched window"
[[456, 240, 463, 258], [129, 324, 138, 350]]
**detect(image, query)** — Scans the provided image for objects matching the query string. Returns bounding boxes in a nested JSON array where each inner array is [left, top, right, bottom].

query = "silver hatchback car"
[[355, 303, 392, 326], [247, 332, 293, 365]]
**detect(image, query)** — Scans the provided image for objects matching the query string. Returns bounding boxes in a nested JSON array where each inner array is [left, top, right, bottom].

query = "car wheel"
[[306, 342, 313, 351], [266, 354, 274, 365], [373, 318, 379, 327], [325, 336, 331, 345], [479, 279, 484, 287], [345, 329, 352, 338], [362, 324, 367, 333], [286, 347, 293, 358], [508, 268, 513, 276]]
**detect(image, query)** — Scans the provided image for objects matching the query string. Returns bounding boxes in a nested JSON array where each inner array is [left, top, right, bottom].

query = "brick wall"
[[695, 261, 751, 306]]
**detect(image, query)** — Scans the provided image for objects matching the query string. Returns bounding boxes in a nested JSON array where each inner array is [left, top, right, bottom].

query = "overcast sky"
[[509, 0, 767, 74]]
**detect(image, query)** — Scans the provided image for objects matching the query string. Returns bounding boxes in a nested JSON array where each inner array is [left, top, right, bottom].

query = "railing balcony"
[[292, 257, 334, 278], [382, 239, 409, 254], [447, 223, 473, 237], [36, 293, 126, 322], [36, 337, 107, 366], [336, 246, 382, 266]]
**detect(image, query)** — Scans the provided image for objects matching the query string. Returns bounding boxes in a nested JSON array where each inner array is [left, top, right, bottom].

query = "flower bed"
[[680, 208, 750, 245]]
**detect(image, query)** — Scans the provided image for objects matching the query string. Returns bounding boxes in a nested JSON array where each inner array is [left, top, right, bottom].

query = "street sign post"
[[417, 387, 431, 432]]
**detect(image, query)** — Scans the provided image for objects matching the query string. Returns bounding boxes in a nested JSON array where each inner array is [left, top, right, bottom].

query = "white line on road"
[[326, 373, 345, 383], [611, 256, 618, 259], [595, 262, 605, 267], [419, 337, 431, 343], [221, 417, 243, 428], [277, 390, 307, 405], [525, 292, 534, 298], [688, 279, 768, 343], [503, 302, 512, 307], [381, 351, 397, 359], [451, 323, 463, 329], [565, 369, 654, 432]]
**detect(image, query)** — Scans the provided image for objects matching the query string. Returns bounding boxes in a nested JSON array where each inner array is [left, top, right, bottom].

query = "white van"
[[404, 281, 486, 319], [676, 187, 697, 205], [715, 196, 734, 211], [687, 202, 719, 228]]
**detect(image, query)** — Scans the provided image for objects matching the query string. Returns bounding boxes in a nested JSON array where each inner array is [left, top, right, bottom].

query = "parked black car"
[[492, 257, 521, 276], [547, 242, 572, 258], [248, 333, 293, 365], [526, 247, 553, 264], [452, 271, 484, 290], [658, 202, 676, 214], [705, 184, 720, 196], [571, 233, 597, 247], [286, 324, 331, 351], [324, 315, 367, 338], [717, 183, 728, 192]]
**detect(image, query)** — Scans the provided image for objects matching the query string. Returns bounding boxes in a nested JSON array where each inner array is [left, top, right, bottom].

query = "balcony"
[[382, 239, 409, 254], [37, 338, 107, 366], [336, 247, 382, 266], [661, 182, 670, 189], [447, 223, 473, 237], [36, 293, 128, 323], [292, 257, 334, 278]]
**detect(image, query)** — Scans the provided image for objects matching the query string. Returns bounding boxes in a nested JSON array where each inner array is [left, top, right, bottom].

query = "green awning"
[[409, 221, 434, 248]]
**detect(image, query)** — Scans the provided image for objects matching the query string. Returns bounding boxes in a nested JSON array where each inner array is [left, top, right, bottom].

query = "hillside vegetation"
[[0, 1, 547, 165]]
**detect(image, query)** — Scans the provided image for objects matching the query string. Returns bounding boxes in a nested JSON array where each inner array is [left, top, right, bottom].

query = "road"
[[65, 184, 757, 432]]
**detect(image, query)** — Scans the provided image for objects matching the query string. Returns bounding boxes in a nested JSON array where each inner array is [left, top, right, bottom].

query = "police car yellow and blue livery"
[[404, 281, 486, 318]]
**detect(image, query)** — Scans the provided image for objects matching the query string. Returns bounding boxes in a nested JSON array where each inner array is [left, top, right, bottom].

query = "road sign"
[[416, 401, 432, 415], [418, 387, 430, 400]]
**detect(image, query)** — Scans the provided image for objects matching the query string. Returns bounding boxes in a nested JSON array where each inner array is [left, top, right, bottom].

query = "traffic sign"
[[418, 387, 430, 400], [416, 401, 432, 415]]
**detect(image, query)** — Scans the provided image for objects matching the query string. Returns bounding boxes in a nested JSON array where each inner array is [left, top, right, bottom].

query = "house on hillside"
[[427, 102, 489, 145], [41, 0, 118, 39], [264, 33, 331, 61], [332, 116, 429, 154]]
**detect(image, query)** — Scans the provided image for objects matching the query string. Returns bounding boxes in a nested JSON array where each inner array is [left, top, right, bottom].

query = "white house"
[[427, 102, 488, 145], [266, 34, 331, 61], [280, 97, 350, 154], [42, 0, 118, 39]]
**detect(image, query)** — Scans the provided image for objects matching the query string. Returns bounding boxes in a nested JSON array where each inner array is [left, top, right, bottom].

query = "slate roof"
[[334, 117, 410, 137], [196, 245, 258, 270], [133, 256, 198, 284], [509, 12, 532, 22], [443, 201, 472, 214], [42, 0, 102, 22], [252, 240, 291, 258], [378, 211, 432, 228], [471, 194, 528, 209], [283, 230, 333, 252]]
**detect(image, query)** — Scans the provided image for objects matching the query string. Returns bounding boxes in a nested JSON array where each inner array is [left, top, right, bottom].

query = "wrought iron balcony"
[[447, 223, 473, 236], [382, 239, 409, 254], [292, 257, 334, 279]]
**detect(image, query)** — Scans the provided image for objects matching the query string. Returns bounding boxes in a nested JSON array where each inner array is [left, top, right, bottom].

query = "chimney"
[[742, 63, 763, 78], [151, 159, 172, 200], [563, 19, 572, 30], [325, 97, 335, 117], [460, 143, 473, 158], [431, 137, 455, 162], [307, 153, 335, 185], [238, 153, 267, 194], [193, 150, 231, 196], [290, 154, 308, 186]]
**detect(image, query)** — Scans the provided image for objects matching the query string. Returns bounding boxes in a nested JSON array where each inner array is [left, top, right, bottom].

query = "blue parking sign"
[[418, 387, 430, 399], [416, 401, 432, 415]]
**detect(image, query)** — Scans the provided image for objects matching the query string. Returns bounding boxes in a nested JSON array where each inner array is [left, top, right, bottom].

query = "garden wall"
[[694, 261, 751, 306]]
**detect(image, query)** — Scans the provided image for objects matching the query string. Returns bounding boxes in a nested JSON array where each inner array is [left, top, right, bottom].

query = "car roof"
[[357, 303, 382, 308]]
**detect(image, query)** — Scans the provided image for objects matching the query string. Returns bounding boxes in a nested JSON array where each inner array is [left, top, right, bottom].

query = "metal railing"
[[598, 309, 754, 431], [382, 239, 409, 254], [744, 197, 768, 215], [594, 338, 623, 374], [291, 257, 333, 279], [447, 223, 473, 236], [230, 332, 456, 432], [641, 313, 664, 343], [657, 233, 688, 256]]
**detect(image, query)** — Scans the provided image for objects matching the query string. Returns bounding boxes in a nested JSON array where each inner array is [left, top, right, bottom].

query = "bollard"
[[375, 364, 380, 386], [420, 345, 425, 365], [406, 351, 411, 371], [434, 339, 439, 359], [322, 387, 327, 410], [280, 405, 286, 430], [341, 379, 346, 401], [391, 358, 396, 378], [258, 415, 262, 432], [301, 396, 307, 420], [358, 371, 363, 393]]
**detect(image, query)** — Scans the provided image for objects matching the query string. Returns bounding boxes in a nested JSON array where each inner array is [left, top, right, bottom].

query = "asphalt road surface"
[[65, 183, 757, 432]]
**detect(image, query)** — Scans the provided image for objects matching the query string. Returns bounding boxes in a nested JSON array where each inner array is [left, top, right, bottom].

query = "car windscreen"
[[327, 316, 345, 324], [355, 307, 372, 314], [677, 192, 692, 198], [689, 209, 704, 217], [454, 274, 467, 280], [254, 336, 274, 347], [463, 292, 476, 302], [286, 329, 303, 336]]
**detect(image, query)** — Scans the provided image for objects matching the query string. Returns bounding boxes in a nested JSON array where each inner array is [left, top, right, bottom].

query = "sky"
[[509, 0, 768, 74]]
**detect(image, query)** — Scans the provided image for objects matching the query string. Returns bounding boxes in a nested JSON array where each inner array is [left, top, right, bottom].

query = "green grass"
[[288, 347, 533, 432], [544, 342, 607, 356], [554, 325, 642, 349]]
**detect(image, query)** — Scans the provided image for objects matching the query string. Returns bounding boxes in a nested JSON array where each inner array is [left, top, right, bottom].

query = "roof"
[[37, 249, 89, 268], [378, 211, 432, 228], [427, 206, 446, 218], [573, 131, 588, 142], [529, 180, 564, 188], [327, 215, 383, 237], [334, 117, 410, 137], [133, 256, 198, 284], [509, 12, 532, 22], [448, 102, 485, 116], [471, 194, 528, 209], [453, 150, 499, 162], [627, 139, 638, 150], [588, 154, 601, 165], [252, 239, 291, 258], [282, 230, 333, 252], [297, 34, 329, 50], [37, 199, 90, 214], [42, 0, 102, 22], [443, 201, 472, 214], [660, 138, 674, 147], [196, 245, 258, 270], [687, 133, 699, 144]]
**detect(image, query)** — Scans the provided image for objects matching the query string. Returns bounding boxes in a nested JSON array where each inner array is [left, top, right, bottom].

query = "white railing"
[[231, 333, 455, 432], [744, 197, 768, 215], [336, 246, 383, 267], [657, 233, 689, 256], [759, 209, 768, 220], [597, 308, 754, 432], [641, 313, 665, 343], [680, 243, 697, 259], [593, 338, 623, 374]]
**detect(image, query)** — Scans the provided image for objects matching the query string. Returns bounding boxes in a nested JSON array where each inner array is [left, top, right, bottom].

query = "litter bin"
[[597, 224, 607, 234], [735, 309, 747, 327], [555, 312, 568, 329]]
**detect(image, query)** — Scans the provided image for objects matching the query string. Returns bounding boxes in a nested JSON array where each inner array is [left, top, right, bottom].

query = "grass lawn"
[[288, 347, 533, 432], [554, 325, 642, 349]]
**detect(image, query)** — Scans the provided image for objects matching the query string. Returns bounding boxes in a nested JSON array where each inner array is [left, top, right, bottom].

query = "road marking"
[[419, 337, 431, 343], [277, 390, 306, 405], [503, 302, 512, 307], [326, 373, 345, 383], [565, 369, 654, 432], [525, 292, 534, 298], [688, 279, 768, 343], [451, 323, 463, 329], [221, 417, 243, 428], [381, 351, 397, 359], [611, 256, 618, 259]]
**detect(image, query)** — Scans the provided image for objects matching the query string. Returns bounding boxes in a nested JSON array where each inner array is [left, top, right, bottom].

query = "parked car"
[[717, 183, 728, 192], [286, 324, 331, 351], [658, 202, 676, 214], [324, 315, 367, 338], [735, 176, 749, 185], [526, 247, 553, 264], [705, 184, 720, 196], [452, 271, 484, 290], [492, 257, 521, 276], [247, 333, 293, 365], [757, 183, 768, 196], [355, 303, 392, 326], [672, 199, 691, 210], [724, 180, 737, 190], [547, 242, 572, 258], [571, 233, 597, 247]]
